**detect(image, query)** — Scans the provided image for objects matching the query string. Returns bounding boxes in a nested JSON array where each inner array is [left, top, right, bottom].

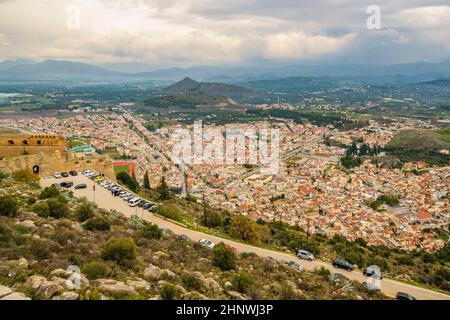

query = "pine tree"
[[157, 176, 170, 200], [143, 171, 150, 190]]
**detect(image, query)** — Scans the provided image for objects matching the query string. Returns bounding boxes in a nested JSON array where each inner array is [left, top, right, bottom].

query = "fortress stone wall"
[[0, 134, 69, 158], [0, 134, 115, 180]]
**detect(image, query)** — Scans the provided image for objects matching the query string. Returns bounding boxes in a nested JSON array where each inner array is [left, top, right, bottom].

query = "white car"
[[199, 239, 215, 249], [82, 170, 93, 176], [297, 250, 315, 262], [129, 198, 141, 207], [53, 172, 62, 179]]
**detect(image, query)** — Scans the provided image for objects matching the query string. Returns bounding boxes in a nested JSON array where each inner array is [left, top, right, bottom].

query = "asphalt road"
[[42, 175, 450, 300]]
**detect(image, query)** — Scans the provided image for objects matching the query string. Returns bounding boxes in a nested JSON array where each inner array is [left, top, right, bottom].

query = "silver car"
[[297, 250, 315, 261]]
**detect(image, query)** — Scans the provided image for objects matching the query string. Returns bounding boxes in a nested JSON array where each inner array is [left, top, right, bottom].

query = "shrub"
[[159, 283, 180, 300], [231, 272, 255, 295], [212, 243, 236, 271], [30, 239, 58, 259], [157, 204, 181, 222], [76, 203, 95, 222], [47, 198, 69, 219], [12, 169, 39, 185], [32, 201, 49, 217], [0, 224, 11, 242], [39, 186, 61, 199], [181, 273, 202, 291], [0, 196, 19, 217], [82, 261, 110, 280], [84, 216, 111, 231], [228, 216, 260, 245], [15, 225, 31, 234], [139, 223, 162, 239], [101, 237, 137, 264]]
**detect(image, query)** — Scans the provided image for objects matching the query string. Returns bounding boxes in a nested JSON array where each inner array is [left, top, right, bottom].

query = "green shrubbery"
[[47, 198, 69, 219], [39, 186, 61, 199], [139, 223, 162, 239], [32, 201, 50, 217], [231, 272, 255, 295], [0, 196, 18, 217], [101, 237, 137, 265], [84, 217, 111, 231], [227, 216, 260, 245], [0, 224, 11, 242], [157, 204, 182, 222], [76, 202, 95, 222], [159, 283, 181, 300], [212, 243, 236, 271], [82, 261, 110, 280]]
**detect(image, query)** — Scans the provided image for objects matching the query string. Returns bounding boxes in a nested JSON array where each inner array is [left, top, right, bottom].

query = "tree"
[[116, 172, 138, 192], [76, 202, 95, 222], [0, 196, 18, 217], [143, 171, 151, 190], [156, 176, 170, 200], [228, 215, 260, 245], [101, 237, 137, 265], [82, 261, 109, 280], [212, 243, 236, 271]]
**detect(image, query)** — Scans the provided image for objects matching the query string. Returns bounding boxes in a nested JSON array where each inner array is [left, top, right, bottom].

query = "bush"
[[76, 203, 95, 222], [159, 283, 180, 300], [84, 216, 111, 231], [32, 201, 50, 217], [12, 169, 39, 185], [181, 273, 202, 291], [0, 224, 11, 242], [139, 223, 162, 239], [82, 261, 110, 280], [228, 216, 260, 245], [101, 237, 137, 264], [0, 196, 19, 217], [47, 198, 69, 219], [30, 239, 58, 259], [231, 272, 255, 295], [157, 204, 181, 222], [212, 243, 236, 271], [39, 186, 61, 199]]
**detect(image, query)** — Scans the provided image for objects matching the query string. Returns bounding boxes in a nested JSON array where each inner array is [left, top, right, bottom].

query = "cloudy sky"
[[0, 0, 450, 69]]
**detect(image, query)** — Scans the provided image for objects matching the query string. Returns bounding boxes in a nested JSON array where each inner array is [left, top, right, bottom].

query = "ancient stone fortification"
[[0, 134, 115, 179], [0, 134, 69, 158]]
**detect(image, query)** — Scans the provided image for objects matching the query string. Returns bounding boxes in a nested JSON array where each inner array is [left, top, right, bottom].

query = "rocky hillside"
[[0, 172, 386, 300]]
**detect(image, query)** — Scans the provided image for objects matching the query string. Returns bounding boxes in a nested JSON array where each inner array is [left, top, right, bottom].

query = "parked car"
[[61, 172, 69, 178], [53, 172, 62, 179], [332, 258, 354, 271], [69, 170, 78, 176], [75, 183, 87, 190], [129, 198, 141, 207], [60, 181, 73, 188], [297, 249, 315, 261], [199, 239, 215, 249], [363, 265, 383, 279], [287, 260, 305, 271], [396, 292, 417, 300], [82, 169, 93, 175], [179, 234, 191, 241]]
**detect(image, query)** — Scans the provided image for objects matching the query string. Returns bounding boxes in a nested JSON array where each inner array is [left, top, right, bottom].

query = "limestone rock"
[[0, 292, 31, 300], [53, 292, 80, 300], [26, 275, 47, 292], [18, 220, 35, 229], [96, 279, 138, 296], [0, 285, 13, 298], [143, 264, 175, 281], [125, 279, 149, 291], [35, 281, 64, 299], [228, 291, 247, 300]]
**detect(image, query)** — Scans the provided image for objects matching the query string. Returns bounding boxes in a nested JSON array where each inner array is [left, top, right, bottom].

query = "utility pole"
[[93, 184, 96, 205]]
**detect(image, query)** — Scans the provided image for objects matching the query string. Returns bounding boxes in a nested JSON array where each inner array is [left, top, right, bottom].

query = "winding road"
[[42, 175, 450, 300]]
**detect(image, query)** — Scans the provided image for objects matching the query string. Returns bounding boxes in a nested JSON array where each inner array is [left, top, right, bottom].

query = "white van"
[[129, 198, 141, 207]]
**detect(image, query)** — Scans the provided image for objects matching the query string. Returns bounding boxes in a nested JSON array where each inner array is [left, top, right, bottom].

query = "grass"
[[0, 127, 21, 134], [438, 127, 450, 142], [113, 165, 131, 176], [69, 138, 91, 148]]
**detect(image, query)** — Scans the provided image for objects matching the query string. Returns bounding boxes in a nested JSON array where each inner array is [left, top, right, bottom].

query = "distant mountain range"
[[2, 58, 450, 85]]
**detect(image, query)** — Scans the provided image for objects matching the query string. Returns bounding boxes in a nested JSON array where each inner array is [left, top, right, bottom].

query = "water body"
[[0, 93, 30, 98]]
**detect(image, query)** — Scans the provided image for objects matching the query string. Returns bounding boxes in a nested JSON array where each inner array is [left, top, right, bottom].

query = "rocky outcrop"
[[0, 284, 31, 300], [143, 264, 175, 281], [96, 279, 138, 296], [25, 275, 63, 299]]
